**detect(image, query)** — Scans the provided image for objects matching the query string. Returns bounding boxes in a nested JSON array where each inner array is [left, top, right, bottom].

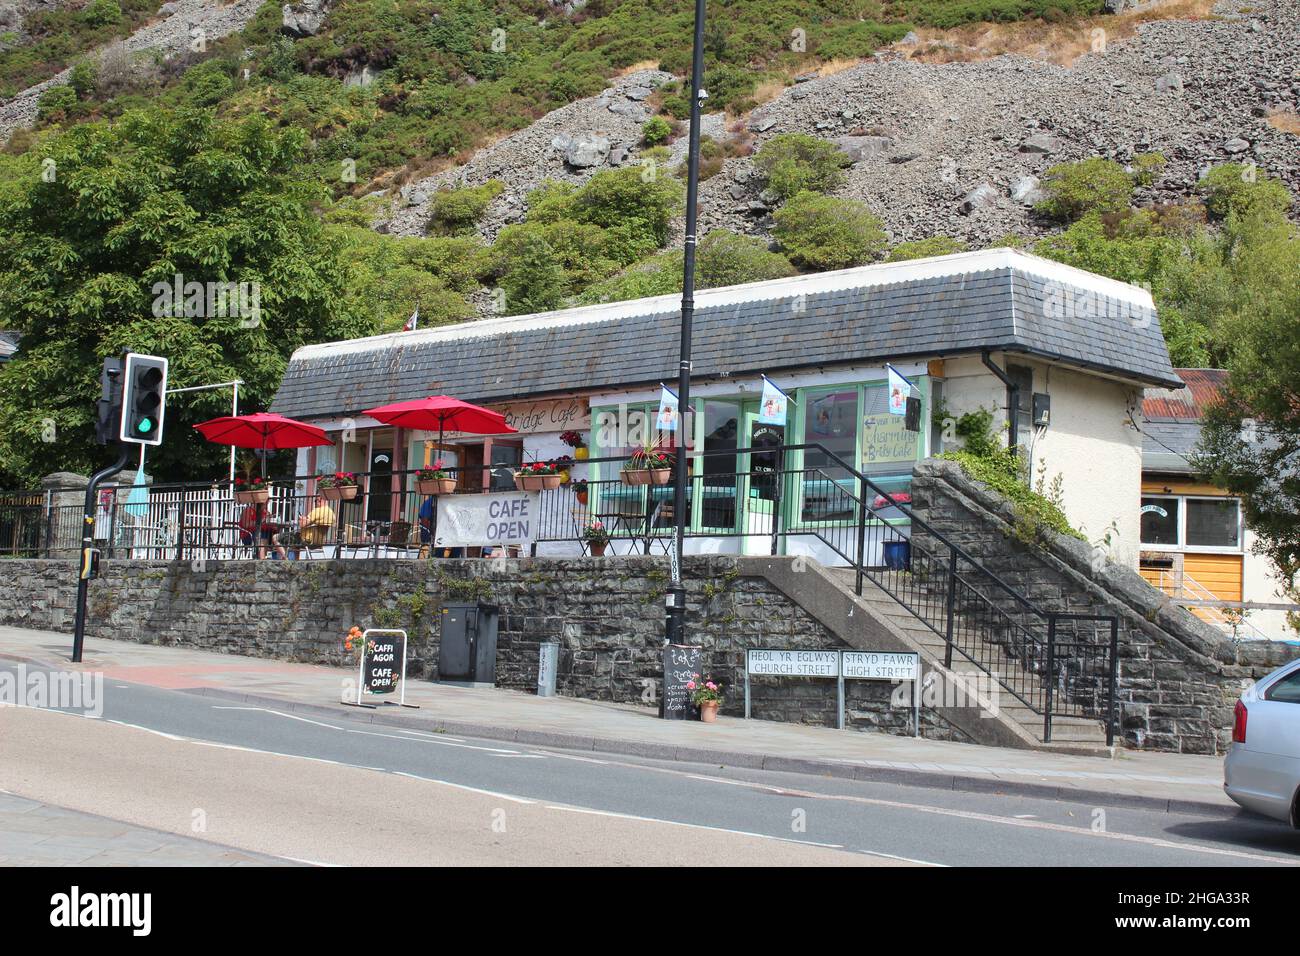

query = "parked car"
[[1224, 658, 1300, 827]]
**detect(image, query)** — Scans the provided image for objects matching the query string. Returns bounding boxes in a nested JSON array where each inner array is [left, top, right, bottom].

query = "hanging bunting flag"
[[403, 307, 419, 331], [887, 364, 914, 416], [656, 384, 679, 432], [758, 375, 790, 426]]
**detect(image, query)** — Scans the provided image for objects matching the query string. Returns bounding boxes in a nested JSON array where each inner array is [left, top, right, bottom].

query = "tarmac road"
[[1, 662, 1298, 867]]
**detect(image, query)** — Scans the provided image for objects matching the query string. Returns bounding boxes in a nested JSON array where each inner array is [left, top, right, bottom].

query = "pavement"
[[0, 625, 1236, 817], [0, 789, 287, 866]]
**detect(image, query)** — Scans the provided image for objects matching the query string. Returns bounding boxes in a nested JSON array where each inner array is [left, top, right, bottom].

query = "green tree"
[[772, 191, 886, 270], [1199, 163, 1293, 222], [752, 133, 850, 202], [428, 179, 505, 235], [0, 108, 371, 485], [488, 223, 567, 315]]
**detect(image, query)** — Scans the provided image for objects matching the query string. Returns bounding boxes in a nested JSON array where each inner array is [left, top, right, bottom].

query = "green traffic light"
[[137, 418, 153, 434]]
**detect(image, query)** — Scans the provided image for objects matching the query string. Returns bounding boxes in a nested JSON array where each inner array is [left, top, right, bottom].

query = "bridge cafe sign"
[[744, 649, 921, 734]]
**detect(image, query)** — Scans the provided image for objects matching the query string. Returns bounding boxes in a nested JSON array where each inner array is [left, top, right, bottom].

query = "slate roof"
[[271, 248, 1182, 421], [1141, 368, 1228, 474]]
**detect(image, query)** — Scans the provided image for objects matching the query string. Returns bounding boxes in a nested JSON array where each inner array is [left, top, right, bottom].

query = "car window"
[[1264, 669, 1300, 704]]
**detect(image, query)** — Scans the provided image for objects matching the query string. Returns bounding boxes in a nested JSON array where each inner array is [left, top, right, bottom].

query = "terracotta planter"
[[574, 447, 589, 460], [541, 473, 562, 490], [234, 488, 269, 505], [514, 474, 525, 491], [418, 478, 457, 495], [699, 701, 720, 723], [521, 475, 545, 491], [321, 485, 357, 502], [621, 469, 649, 486], [588, 540, 607, 557], [575, 490, 589, 506], [649, 468, 672, 486]]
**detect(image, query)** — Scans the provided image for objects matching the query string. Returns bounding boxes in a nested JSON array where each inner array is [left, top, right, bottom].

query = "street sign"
[[842, 651, 920, 682], [745, 649, 839, 677]]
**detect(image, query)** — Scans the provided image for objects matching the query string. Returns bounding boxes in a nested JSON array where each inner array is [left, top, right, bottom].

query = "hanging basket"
[[321, 485, 358, 502], [417, 478, 457, 496], [649, 468, 672, 486], [575, 490, 589, 506], [541, 473, 562, 490], [234, 488, 269, 505], [574, 447, 589, 461], [588, 540, 607, 557], [513, 474, 525, 491], [520, 475, 546, 491], [621, 469, 650, 486]]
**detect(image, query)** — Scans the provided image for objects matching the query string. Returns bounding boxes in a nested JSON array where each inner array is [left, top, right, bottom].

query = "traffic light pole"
[[71, 443, 129, 663]]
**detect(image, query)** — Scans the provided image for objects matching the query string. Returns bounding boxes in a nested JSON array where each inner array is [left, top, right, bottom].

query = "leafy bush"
[[1035, 158, 1134, 222], [696, 231, 796, 287], [753, 133, 851, 201], [428, 180, 505, 235], [1198, 163, 1293, 222], [887, 236, 968, 262], [772, 191, 886, 270], [641, 117, 672, 147], [81, 0, 124, 27], [1130, 152, 1166, 188], [36, 85, 79, 121]]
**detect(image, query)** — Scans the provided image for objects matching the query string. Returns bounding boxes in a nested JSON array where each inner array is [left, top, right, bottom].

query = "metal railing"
[[0, 441, 1118, 742]]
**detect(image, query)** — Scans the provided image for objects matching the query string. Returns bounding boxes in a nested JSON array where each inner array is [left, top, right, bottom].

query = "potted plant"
[[317, 471, 359, 501], [645, 450, 674, 486], [515, 461, 561, 491], [554, 454, 575, 483], [233, 473, 271, 505], [582, 520, 610, 557], [688, 673, 724, 722], [621, 437, 666, 486], [572, 479, 589, 506], [561, 429, 588, 460], [415, 461, 457, 495]]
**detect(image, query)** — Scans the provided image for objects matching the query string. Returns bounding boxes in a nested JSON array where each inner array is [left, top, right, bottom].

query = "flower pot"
[[574, 447, 589, 460], [418, 477, 457, 495], [575, 490, 588, 506], [621, 469, 649, 486], [514, 474, 525, 491], [521, 475, 545, 491], [649, 468, 671, 486], [234, 488, 269, 505], [321, 485, 357, 502], [541, 473, 562, 490], [588, 541, 607, 557], [699, 701, 719, 723]]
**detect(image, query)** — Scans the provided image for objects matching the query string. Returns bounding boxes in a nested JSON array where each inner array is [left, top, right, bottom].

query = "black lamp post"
[[665, 0, 708, 646]]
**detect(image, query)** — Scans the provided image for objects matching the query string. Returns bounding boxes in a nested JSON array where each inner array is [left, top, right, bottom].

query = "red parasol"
[[194, 412, 333, 477], [361, 396, 516, 448]]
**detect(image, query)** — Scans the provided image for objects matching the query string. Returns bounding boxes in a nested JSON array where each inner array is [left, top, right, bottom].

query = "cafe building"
[[270, 248, 1181, 564]]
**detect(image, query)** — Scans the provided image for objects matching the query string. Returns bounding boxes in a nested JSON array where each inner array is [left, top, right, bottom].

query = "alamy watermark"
[[0, 664, 103, 716], [152, 273, 262, 327]]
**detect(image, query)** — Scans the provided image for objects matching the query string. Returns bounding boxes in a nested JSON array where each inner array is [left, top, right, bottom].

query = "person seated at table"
[[298, 496, 336, 549], [238, 503, 287, 560], [417, 495, 434, 555]]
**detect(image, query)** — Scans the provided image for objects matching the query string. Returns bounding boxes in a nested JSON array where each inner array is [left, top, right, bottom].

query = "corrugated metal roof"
[[1142, 368, 1227, 421], [271, 248, 1181, 420]]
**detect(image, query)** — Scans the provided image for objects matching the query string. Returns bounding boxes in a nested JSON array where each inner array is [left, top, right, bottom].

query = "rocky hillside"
[[381, 0, 1299, 247]]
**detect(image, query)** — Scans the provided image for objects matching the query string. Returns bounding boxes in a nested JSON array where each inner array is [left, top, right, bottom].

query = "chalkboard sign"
[[661, 644, 703, 721], [363, 630, 404, 695]]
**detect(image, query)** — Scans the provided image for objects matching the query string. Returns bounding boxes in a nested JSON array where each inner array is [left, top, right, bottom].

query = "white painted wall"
[[1242, 527, 1298, 641], [941, 353, 1144, 566]]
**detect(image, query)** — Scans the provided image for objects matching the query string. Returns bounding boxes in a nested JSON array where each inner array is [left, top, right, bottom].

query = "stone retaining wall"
[[0, 555, 969, 742], [909, 458, 1299, 754]]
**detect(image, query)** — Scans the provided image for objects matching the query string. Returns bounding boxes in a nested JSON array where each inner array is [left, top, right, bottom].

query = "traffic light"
[[94, 356, 123, 445], [118, 353, 169, 446]]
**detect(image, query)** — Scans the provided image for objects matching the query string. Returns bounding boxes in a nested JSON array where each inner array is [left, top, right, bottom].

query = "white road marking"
[[390, 771, 536, 804], [534, 751, 609, 765], [106, 719, 187, 741]]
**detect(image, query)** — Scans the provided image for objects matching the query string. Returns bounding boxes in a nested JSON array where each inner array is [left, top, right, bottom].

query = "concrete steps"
[[825, 568, 1110, 751]]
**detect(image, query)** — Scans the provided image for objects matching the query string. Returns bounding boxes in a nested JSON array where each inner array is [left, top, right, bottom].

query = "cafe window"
[[860, 384, 919, 478], [802, 388, 859, 478], [1140, 495, 1241, 551]]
